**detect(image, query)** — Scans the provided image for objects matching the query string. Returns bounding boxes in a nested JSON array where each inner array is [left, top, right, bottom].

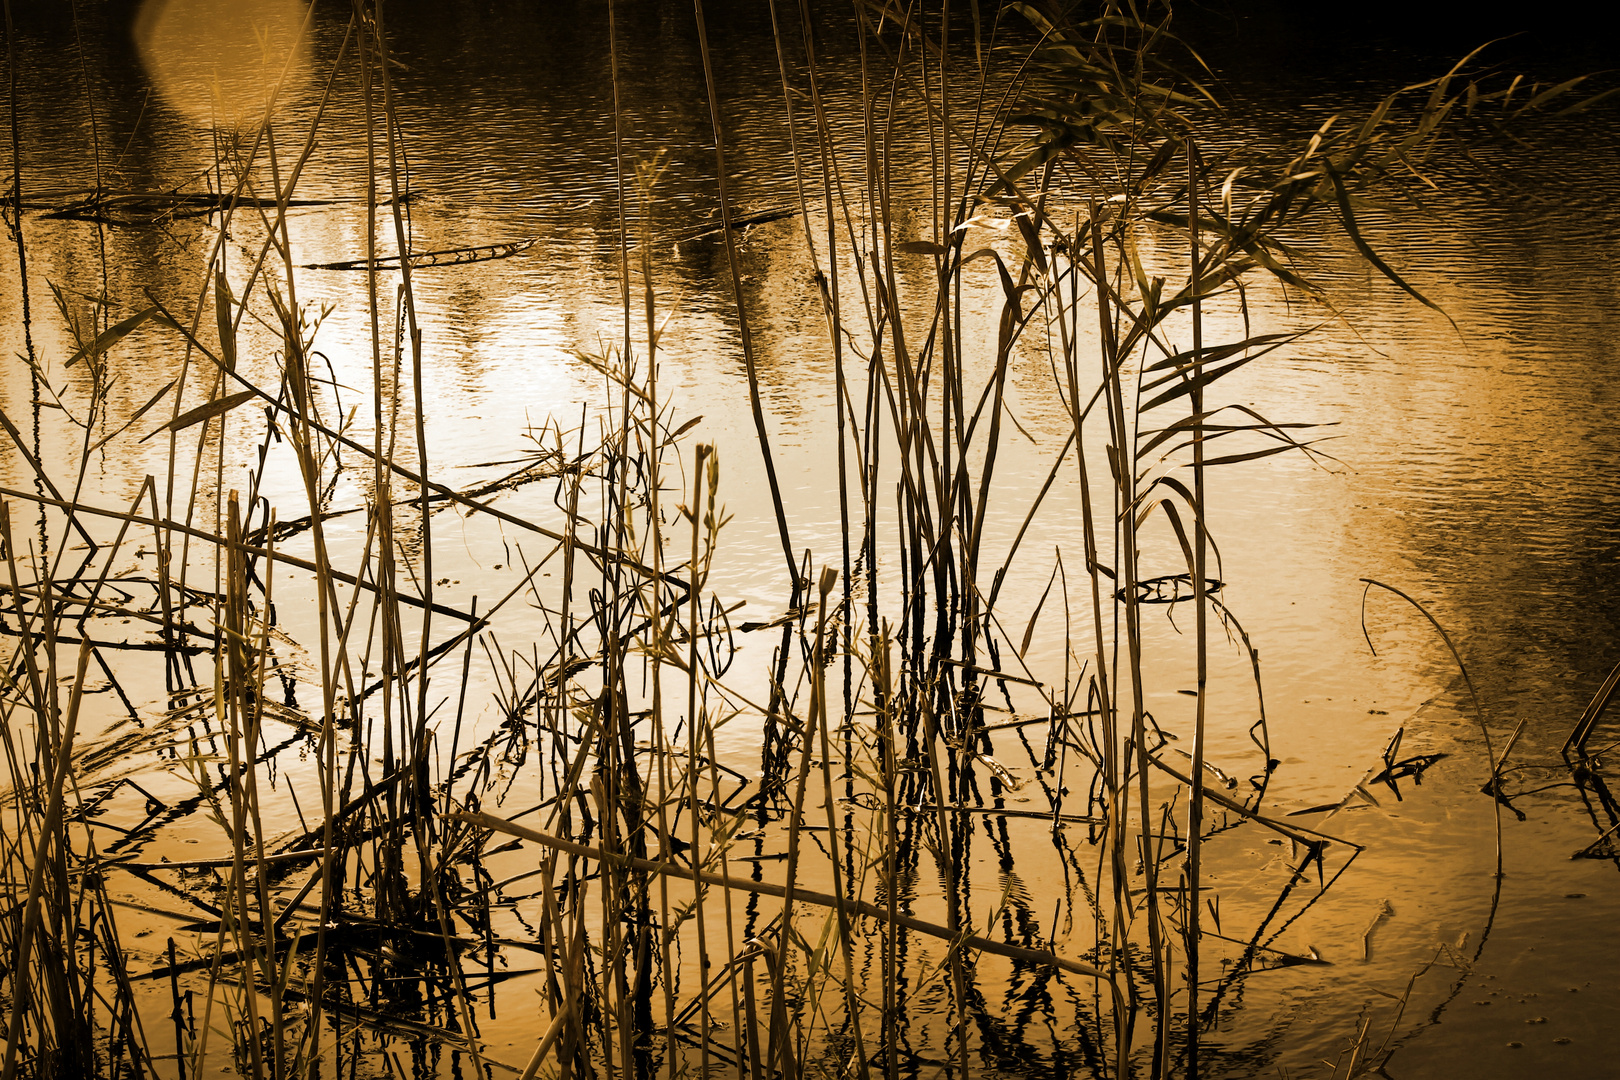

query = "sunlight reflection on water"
[[135, 0, 313, 128]]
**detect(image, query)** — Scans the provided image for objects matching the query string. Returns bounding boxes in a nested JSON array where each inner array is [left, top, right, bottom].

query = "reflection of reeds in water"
[[0, 2, 1607, 1078]]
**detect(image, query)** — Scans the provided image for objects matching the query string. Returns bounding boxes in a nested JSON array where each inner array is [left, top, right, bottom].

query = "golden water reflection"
[[135, 0, 313, 128]]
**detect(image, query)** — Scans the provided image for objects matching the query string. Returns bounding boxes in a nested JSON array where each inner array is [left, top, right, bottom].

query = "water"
[[2, 2, 1618, 1077]]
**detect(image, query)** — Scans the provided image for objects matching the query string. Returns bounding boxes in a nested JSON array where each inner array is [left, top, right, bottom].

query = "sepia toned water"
[[2, 2, 1618, 1076]]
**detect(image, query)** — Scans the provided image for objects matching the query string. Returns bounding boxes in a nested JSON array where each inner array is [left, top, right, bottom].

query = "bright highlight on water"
[[134, 0, 311, 127]]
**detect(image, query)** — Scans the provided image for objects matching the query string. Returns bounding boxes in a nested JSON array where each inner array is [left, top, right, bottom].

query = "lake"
[[2, 2, 1617, 1078]]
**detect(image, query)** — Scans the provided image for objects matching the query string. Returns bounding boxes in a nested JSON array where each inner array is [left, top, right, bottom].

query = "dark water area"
[[3, 2, 1619, 1078]]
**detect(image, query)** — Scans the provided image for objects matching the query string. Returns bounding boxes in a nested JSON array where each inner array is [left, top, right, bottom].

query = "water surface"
[[3, 2, 1618, 1076]]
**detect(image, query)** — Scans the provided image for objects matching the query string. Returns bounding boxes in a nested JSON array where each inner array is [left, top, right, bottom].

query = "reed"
[[0, 1, 1606, 1078]]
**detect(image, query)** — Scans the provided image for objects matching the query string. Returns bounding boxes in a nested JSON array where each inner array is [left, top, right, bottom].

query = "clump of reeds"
[[1, 2, 1609, 1079]]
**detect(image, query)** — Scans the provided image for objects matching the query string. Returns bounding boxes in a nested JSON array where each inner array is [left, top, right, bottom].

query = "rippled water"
[[3, 2, 1618, 1077]]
